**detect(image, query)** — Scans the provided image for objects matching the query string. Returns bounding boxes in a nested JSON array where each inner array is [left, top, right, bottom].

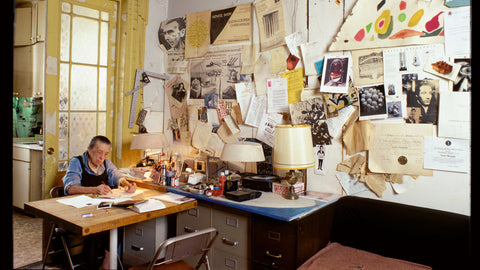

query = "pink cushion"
[[298, 242, 432, 270]]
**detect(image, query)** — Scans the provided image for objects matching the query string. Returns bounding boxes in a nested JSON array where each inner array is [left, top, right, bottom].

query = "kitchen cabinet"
[[13, 144, 43, 209], [14, 1, 45, 46], [13, 1, 46, 97]]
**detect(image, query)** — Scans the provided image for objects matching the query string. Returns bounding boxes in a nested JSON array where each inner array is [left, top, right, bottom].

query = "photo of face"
[[159, 17, 186, 51]]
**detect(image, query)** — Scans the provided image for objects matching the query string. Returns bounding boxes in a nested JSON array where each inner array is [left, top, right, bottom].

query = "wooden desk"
[[24, 188, 197, 269]]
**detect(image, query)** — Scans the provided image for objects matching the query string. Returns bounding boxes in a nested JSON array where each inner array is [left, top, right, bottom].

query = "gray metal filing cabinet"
[[176, 202, 251, 269], [123, 216, 168, 268]]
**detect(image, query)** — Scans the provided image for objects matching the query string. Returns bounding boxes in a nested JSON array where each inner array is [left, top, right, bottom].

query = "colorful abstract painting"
[[329, 0, 446, 51]]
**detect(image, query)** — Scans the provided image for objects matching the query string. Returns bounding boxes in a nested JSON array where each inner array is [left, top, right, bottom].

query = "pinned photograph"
[[358, 84, 387, 120], [406, 79, 439, 124], [320, 54, 351, 93], [424, 57, 461, 81]]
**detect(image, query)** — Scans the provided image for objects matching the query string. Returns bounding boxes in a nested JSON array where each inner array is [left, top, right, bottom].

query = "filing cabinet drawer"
[[176, 204, 212, 235], [212, 209, 249, 259], [123, 217, 167, 267], [252, 218, 296, 269], [213, 248, 249, 270]]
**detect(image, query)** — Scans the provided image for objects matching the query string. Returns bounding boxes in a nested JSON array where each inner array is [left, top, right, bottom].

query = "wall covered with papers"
[[143, 0, 471, 215]]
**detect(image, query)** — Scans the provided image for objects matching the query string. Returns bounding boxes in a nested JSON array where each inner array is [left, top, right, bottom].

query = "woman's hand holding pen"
[[95, 181, 112, 195]]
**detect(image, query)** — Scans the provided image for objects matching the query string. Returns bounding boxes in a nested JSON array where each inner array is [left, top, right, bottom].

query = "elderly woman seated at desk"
[[63, 135, 136, 195], [62, 135, 136, 269]]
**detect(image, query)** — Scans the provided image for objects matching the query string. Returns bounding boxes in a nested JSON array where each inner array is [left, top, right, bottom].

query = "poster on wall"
[[185, 10, 211, 58], [210, 3, 252, 45], [254, 0, 286, 51], [329, 0, 446, 51], [158, 16, 189, 74], [189, 46, 242, 102]]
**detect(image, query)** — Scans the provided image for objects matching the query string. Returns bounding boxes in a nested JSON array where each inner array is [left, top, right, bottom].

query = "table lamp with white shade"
[[130, 133, 169, 165], [273, 125, 315, 200], [220, 141, 266, 172]]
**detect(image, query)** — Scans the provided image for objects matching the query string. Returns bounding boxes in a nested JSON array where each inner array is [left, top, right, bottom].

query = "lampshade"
[[273, 125, 315, 170], [220, 141, 266, 162], [130, 133, 169, 150]]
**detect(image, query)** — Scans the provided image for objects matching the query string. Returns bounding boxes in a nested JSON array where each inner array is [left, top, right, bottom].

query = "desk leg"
[[110, 227, 118, 269]]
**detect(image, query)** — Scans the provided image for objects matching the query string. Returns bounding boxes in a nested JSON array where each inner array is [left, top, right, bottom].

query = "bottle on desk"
[[218, 172, 226, 195]]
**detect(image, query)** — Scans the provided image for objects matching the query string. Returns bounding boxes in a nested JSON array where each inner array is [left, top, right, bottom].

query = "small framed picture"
[[320, 54, 351, 94]]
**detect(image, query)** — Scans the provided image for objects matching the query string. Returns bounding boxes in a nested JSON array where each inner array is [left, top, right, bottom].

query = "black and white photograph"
[[189, 46, 242, 101], [358, 84, 387, 120], [407, 79, 439, 124]]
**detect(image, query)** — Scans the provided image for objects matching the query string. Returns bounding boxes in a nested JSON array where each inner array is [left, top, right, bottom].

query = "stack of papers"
[[151, 192, 195, 204], [130, 199, 166, 213]]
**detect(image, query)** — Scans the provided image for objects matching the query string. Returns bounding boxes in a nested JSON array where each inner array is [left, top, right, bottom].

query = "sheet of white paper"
[[438, 91, 471, 140], [56, 195, 130, 208], [391, 175, 416, 194], [244, 95, 266, 127], [300, 41, 327, 76], [326, 105, 356, 139], [256, 113, 283, 147], [143, 109, 164, 133], [143, 77, 165, 111], [285, 32, 307, 57], [267, 78, 289, 113], [423, 137, 470, 173], [335, 172, 368, 195], [235, 82, 254, 121], [110, 188, 145, 198], [444, 6, 471, 57]]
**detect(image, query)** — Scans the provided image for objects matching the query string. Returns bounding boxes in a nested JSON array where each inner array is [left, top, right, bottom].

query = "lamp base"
[[283, 185, 299, 200]]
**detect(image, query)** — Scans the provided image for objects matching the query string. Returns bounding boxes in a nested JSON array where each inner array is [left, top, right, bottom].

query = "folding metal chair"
[[129, 227, 219, 270], [42, 186, 76, 270]]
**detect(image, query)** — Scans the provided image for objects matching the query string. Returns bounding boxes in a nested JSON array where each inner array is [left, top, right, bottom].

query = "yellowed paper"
[[343, 119, 372, 156], [336, 154, 366, 177], [241, 44, 258, 74], [365, 173, 386, 197], [210, 3, 252, 45], [192, 121, 212, 149], [217, 115, 240, 143], [384, 174, 403, 184], [253, 53, 273, 96], [281, 67, 304, 104], [368, 123, 433, 176], [255, 0, 286, 51], [185, 10, 211, 59], [270, 46, 287, 74]]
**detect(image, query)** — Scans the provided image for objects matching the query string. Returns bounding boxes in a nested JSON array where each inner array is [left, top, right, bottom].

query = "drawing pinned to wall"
[[185, 10, 211, 58], [329, 0, 446, 51]]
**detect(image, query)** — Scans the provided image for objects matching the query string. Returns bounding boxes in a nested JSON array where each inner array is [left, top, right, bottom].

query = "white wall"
[[145, 0, 471, 216]]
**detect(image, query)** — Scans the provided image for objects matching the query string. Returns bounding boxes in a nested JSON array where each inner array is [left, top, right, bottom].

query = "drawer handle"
[[266, 250, 282, 259], [184, 226, 198, 233], [131, 245, 144, 251], [222, 237, 238, 246]]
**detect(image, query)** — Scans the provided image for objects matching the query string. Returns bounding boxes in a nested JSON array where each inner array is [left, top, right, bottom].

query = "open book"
[[130, 198, 166, 213]]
